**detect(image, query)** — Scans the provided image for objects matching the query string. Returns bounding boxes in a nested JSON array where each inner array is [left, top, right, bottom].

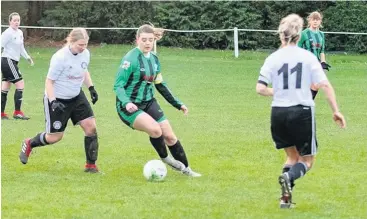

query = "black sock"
[[14, 89, 23, 111], [30, 132, 49, 148], [149, 135, 168, 158], [1, 90, 9, 113], [282, 164, 295, 188], [168, 140, 189, 167], [287, 162, 308, 182], [311, 89, 318, 100], [85, 135, 99, 165]]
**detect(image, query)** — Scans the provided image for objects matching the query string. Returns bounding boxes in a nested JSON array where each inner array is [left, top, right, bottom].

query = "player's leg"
[[116, 99, 171, 162], [1, 57, 16, 119], [5, 59, 29, 120], [1, 81, 11, 119], [19, 96, 68, 164], [159, 120, 201, 177], [271, 106, 295, 208], [143, 99, 193, 174], [13, 79, 29, 120], [285, 105, 316, 183], [71, 91, 100, 173]]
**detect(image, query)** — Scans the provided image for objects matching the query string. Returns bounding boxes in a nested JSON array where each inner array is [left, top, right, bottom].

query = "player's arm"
[[154, 73, 184, 110], [256, 58, 273, 96], [310, 58, 346, 128], [20, 32, 33, 65], [114, 59, 134, 107], [1, 31, 10, 52], [320, 32, 326, 62], [83, 51, 93, 88]]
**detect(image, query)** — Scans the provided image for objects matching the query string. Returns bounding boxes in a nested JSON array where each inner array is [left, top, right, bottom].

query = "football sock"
[[149, 135, 168, 158], [30, 132, 49, 148], [282, 164, 292, 173], [1, 90, 9, 113], [282, 164, 295, 188], [287, 162, 308, 182], [168, 140, 189, 167], [85, 135, 99, 165], [14, 89, 23, 111], [311, 89, 318, 100]]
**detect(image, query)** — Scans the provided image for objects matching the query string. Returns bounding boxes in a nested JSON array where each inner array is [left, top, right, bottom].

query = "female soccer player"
[[19, 28, 101, 173], [1, 12, 34, 120], [298, 11, 331, 99], [256, 14, 346, 208], [114, 24, 201, 177]]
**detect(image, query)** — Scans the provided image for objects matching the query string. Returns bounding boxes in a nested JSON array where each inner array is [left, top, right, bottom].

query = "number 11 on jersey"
[[278, 63, 303, 89]]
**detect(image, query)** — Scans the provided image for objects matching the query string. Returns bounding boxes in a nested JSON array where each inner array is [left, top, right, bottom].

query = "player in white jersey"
[[19, 28, 101, 173], [1, 12, 34, 120], [256, 14, 346, 208]]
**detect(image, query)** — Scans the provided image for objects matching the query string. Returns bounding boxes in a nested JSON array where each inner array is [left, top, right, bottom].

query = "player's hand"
[[126, 103, 138, 113], [27, 57, 34, 66], [50, 100, 66, 113], [180, 105, 189, 116], [321, 62, 331, 71], [88, 86, 98, 104], [333, 112, 346, 128]]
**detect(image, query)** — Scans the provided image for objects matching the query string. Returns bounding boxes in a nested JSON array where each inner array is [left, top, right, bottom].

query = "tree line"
[[7, 1, 367, 53]]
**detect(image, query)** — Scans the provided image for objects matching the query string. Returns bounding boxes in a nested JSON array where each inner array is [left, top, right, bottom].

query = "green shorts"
[[116, 98, 166, 128]]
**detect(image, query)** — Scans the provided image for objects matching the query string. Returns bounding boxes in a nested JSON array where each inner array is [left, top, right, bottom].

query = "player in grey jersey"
[[19, 28, 101, 173], [1, 12, 34, 120], [256, 14, 346, 208]]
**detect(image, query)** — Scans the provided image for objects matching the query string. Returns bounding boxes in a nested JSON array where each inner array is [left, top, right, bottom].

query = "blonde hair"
[[278, 14, 304, 45], [66, 28, 89, 44], [307, 11, 323, 28], [9, 12, 20, 22]]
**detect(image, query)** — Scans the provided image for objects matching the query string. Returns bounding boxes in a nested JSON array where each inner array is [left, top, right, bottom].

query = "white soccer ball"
[[143, 160, 167, 181]]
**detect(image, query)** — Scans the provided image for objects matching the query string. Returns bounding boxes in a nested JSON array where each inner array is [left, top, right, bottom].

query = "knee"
[[15, 80, 24, 89], [304, 161, 314, 169], [149, 124, 162, 138], [84, 125, 97, 136], [164, 134, 177, 146]]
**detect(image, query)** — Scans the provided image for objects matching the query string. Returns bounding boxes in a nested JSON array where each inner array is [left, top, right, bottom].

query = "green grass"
[[2, 45, 367, 219]]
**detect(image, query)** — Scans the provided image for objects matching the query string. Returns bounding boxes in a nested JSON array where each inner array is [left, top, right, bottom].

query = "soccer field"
[[2, 45, 366, 219]]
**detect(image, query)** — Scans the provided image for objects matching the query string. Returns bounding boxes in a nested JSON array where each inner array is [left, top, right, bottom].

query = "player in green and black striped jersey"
[[114, 24, 201, 177], [298, 11, 331, 99]]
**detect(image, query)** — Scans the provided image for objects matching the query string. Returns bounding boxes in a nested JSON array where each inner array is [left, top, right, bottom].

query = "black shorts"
[[116, 98, 166, 128], [1, 57, 23, 83], [43, 90, 94, 133], [271, 105, 317, 156]]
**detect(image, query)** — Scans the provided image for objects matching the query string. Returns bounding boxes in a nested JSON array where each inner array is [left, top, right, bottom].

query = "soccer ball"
[[143, 160, 167, 182]]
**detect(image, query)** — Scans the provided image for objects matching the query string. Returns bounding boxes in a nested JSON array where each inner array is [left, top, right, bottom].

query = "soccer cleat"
[[1, 112, 9, 120], [19, 139, 32, 164], [278, 173, 293, 208], [161, 156, 185, 172], [13, 111, 30, 120], [84, 163, 100, 173], [182, 167, 202, 177]]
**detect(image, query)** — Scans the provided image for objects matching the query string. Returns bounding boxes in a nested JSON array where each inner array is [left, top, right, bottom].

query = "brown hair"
[[9, 12, 20, 22], [136, 24, 155, 39], [278, 14, 304, 45], [66, 28, 89, 44]]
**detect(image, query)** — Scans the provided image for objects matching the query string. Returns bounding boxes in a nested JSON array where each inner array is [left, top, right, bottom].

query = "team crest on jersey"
[[121, 61, 130, 70], [81, 62, 88, 69], [53, 121, 62, 129]]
